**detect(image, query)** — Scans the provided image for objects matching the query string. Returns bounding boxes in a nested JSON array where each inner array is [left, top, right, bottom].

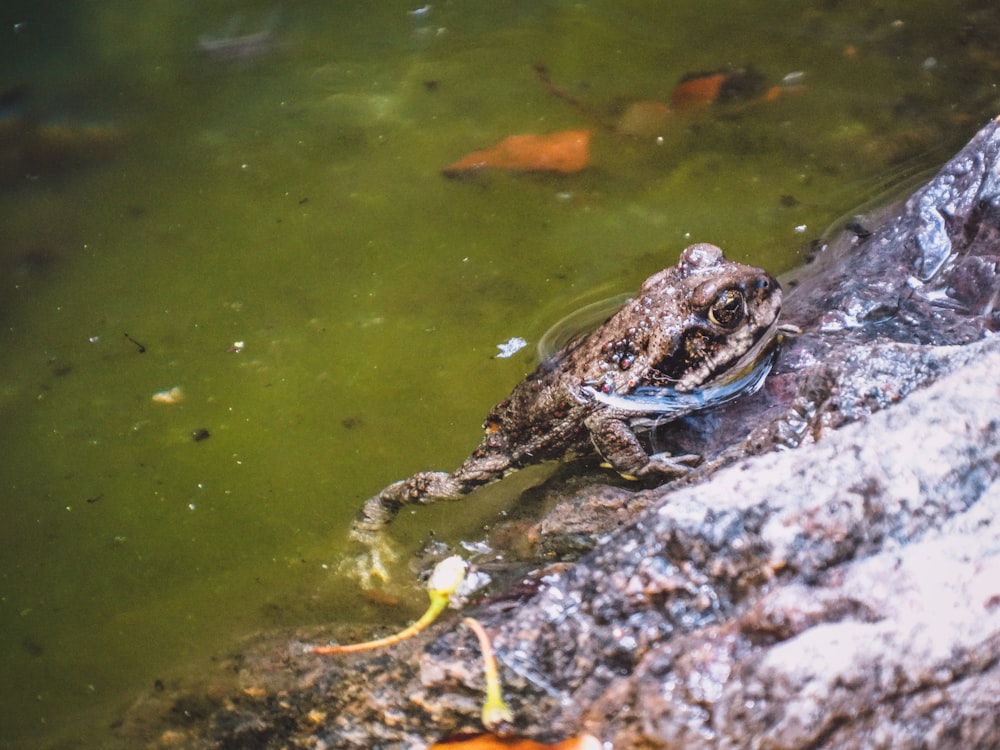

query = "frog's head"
[[647, 243, 782, 393]]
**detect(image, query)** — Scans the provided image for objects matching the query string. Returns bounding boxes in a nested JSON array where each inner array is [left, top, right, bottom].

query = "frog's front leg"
[[584, 412, 699, 480]]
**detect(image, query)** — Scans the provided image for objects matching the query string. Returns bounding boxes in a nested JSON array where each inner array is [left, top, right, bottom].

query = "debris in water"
[[495, 337, 527, 359], [152, 386, 184, 405]]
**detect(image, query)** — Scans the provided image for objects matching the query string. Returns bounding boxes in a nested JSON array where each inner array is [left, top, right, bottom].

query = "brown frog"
[[350, 243, 782, 581]]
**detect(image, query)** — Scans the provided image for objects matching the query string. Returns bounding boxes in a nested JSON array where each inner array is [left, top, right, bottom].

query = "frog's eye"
[[708, 288, 746, 328]]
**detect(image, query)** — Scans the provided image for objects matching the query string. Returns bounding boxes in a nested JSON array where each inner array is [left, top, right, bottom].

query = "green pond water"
[[1, 1, 997, 746]]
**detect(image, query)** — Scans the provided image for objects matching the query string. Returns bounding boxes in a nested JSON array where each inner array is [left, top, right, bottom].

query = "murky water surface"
[[1, 1, 997, 746]]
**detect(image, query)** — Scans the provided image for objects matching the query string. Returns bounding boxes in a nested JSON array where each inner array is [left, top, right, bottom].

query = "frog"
[[349, 243, 782, 583]]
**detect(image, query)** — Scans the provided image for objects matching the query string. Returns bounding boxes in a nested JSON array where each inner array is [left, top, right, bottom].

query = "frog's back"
[[484, 354, 595, 465]]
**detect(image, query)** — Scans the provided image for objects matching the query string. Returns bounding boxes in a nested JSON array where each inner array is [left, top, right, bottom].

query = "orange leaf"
[[442, 130, 591, 176], [670, 72, 727, 110], [429, 732, 601, 750]]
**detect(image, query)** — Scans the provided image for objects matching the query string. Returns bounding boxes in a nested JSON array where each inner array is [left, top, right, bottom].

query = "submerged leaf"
[[442, 130, 591, 176]]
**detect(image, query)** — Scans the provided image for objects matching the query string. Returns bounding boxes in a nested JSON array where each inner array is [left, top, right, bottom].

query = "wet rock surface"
[[118, 119, 1000, 749]]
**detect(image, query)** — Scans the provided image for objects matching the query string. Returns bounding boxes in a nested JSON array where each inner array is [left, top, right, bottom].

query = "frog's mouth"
[[582, 318, 782, 416]]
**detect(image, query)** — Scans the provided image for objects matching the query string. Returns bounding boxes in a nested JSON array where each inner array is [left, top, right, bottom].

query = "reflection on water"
[[0, 1, 996, 746]]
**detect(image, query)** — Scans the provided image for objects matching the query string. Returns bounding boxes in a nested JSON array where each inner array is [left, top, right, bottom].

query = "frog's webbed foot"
[[341, 529, 399, 589], [346, 471, 465, 587], [602, 451, 700, 480], [636, 451, 701, 477], [588, 412, 701, 480]]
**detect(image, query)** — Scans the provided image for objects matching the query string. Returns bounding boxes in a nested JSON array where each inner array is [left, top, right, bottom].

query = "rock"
[[117, 118, 1000, 749], [570, 340, 1000, 748]]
